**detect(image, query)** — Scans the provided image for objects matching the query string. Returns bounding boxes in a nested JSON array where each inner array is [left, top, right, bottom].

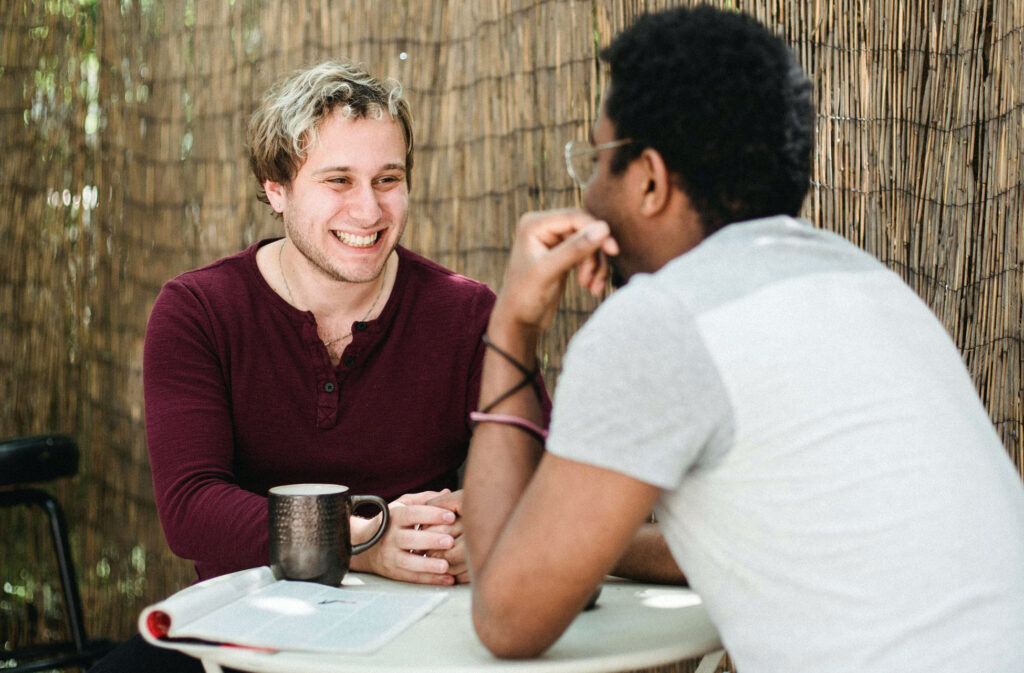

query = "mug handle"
[[349, 495, 390, 555]]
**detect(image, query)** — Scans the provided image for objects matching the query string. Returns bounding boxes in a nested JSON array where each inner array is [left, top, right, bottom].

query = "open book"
[[139, 566, 447, 654]]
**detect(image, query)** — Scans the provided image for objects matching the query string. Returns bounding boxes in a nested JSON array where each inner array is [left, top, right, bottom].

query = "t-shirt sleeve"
[[545, 278, 732, 490]]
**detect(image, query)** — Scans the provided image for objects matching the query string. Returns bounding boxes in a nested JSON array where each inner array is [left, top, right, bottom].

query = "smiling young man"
[[93, 59, 509, 673], [462, 7, 1024, 672], [143, 57, 510, 590], [141, 60, 493, 590]]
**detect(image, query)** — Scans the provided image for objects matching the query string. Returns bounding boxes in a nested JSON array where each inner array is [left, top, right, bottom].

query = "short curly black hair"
[[601, 5, 814, 235]]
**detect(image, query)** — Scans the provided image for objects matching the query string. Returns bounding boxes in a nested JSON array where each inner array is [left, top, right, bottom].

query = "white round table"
[[161, 573, 723, 673]]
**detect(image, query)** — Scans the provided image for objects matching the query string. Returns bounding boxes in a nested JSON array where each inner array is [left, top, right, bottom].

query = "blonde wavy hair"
[[247, 60, 414, 211]]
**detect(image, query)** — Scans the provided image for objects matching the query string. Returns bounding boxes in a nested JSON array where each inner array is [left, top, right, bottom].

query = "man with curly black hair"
[[600, 6, 814, 239], [461, 6, 1024, 671]]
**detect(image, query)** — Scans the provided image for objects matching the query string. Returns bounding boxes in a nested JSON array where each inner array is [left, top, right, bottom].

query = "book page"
[[139, 566, 277, 641], [144, 575, 446, 654]]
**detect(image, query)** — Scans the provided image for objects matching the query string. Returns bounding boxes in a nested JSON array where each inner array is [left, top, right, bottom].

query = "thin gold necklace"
[[278, 241, 389, 347]]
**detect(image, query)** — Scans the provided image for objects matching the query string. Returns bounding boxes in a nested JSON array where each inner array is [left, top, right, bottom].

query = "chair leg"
[[39, 493, 89, 655], [7, 489, 93, 656], [1, 488, 113, 672]]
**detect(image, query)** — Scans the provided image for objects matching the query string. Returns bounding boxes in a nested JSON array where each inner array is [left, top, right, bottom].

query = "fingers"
[[517, 208, 598, 244], [425, 488, 463, 515], [391, 526, 468, 585], [362, 518, 458, 585], [577, 250, 611, 297], [421, 489, 464, 542], [373, 542, 457, 586], [392, 490, 469, 584], [425, 536, 469, 582], [388, 505, 456, 548], [494, 210, 618, 330], [579, 230, 619, 296], [419, 489, 468, 581], [356, 491, 470, 585], [421, 516, 463, 540], [390, 501, 456, 526], [518, 213, 615, 286], [399, 525, 456, 552]]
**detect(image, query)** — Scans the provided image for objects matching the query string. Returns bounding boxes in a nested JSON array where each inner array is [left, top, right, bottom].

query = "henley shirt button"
[[354, 321, 368, 331], [343, 356, 356, 367], [323, 382, 336, 393]]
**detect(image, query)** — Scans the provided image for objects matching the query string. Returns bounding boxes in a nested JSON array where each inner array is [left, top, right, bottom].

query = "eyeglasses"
[[564, 138, 633, 189]]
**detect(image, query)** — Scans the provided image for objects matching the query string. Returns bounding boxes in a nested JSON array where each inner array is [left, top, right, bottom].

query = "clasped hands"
[[351, 488, 468, 585]]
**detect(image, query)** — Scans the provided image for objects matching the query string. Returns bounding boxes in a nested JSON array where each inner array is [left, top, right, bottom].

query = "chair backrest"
[[0, 434, 79, 487]]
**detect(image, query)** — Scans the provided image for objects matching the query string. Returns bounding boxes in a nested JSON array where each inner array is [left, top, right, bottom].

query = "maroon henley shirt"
[[144, 240, 497, 581]]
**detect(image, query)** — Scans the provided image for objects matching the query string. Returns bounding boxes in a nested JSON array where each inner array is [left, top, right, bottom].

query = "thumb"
[[426, 489, 462, 514]]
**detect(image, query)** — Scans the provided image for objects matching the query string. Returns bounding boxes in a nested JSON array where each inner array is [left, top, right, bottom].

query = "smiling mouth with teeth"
[[334, 230, 381, 248]]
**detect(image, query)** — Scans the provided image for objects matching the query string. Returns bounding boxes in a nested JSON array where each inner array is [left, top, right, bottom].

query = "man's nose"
[[347, 184, 383, 225]]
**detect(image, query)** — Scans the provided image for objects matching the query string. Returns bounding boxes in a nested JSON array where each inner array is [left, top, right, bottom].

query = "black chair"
[[0, 434, 115, 672]]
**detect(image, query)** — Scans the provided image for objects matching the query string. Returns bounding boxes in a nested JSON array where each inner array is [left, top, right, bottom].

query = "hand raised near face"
[[493, 209, 619, 335]]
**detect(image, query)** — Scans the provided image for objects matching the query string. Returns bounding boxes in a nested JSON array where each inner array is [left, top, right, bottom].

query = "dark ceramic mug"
[[268, 483, 389, 586]]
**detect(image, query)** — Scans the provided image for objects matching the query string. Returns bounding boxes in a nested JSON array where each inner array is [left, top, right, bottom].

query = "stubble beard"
[[283, 212, 404, 286]]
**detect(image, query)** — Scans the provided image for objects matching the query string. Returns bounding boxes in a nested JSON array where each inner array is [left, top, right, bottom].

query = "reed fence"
[[1, 1, 1021, 667]]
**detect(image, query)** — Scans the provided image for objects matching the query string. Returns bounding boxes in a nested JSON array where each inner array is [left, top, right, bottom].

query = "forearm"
[[611, 523, 687, 584], [154, 472, 269, 566], [463, 317, 547, 577], [465, 211, 616, 582], [462, 211, 629, 657], [147, 404, 268, 566]]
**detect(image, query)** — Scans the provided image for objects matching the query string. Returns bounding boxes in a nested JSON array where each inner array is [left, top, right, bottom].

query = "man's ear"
[[263, 180, 287, 213], [637, 148, 672, 217]]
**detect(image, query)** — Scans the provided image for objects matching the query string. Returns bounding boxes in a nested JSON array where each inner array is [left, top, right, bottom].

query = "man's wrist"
[[349, 514, 377, 545], [484, 315, 541, 368], [348, 516, 378, 573], [348, 551, 371, 573]]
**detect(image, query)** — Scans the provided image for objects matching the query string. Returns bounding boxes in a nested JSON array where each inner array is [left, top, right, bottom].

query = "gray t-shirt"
[[547, 216, 1024, 673]]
